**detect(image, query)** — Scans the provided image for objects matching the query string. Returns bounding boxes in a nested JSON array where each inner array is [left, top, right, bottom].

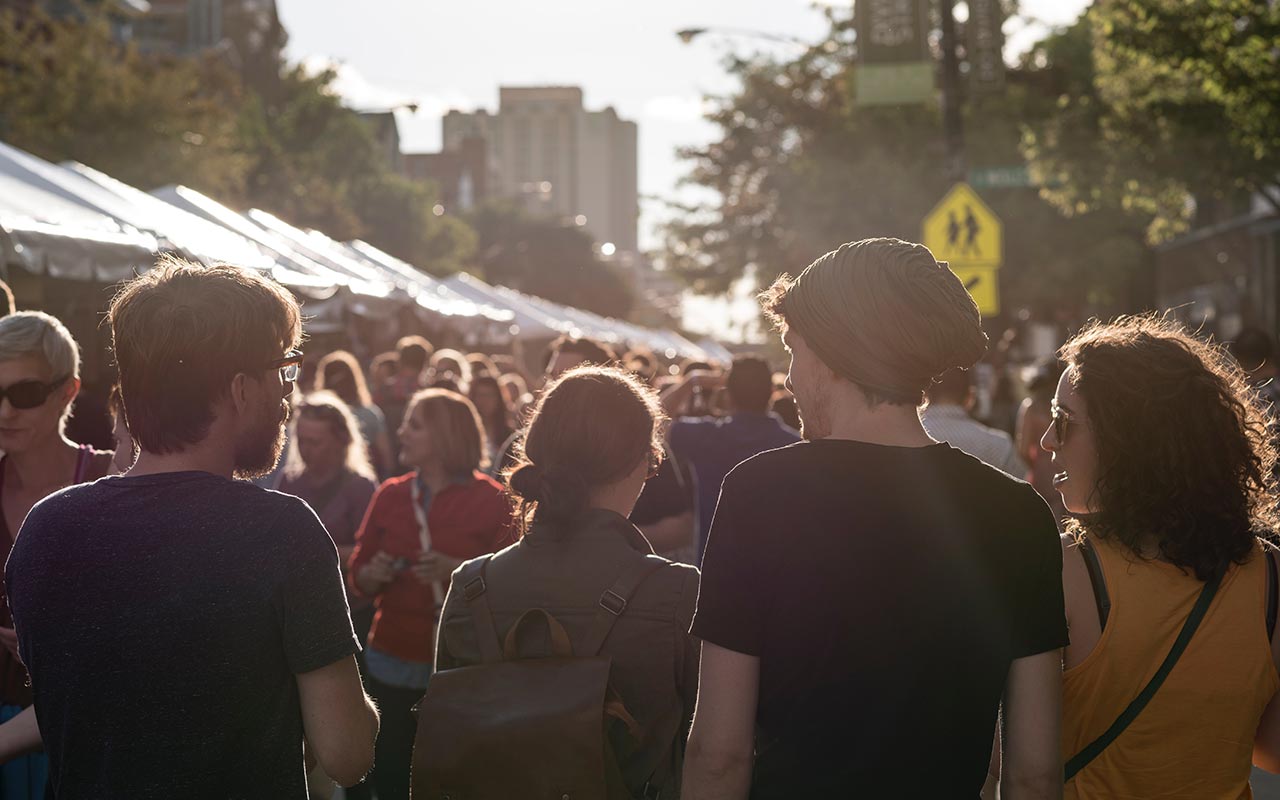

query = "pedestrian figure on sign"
[[963, 205, 981, 256], [947, 210, 961, 250]]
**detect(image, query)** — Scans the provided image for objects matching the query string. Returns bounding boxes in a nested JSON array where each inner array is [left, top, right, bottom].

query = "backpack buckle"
[[463, 576, 487, 601], [599, 589, 627, 615]]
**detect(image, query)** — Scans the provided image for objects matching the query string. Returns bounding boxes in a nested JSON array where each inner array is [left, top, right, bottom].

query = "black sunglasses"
[[0, 378, 67, 410]]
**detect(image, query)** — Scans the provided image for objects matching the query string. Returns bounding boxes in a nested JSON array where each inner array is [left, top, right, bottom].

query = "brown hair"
[[396, 335, 434, 371], [408, 388, 488, 475], [505, 366, 666, 536], [107, 256, 302, 454], [1061, 314, 1280, 581], [548, 335, 617, 369], [317, 350, 373, 408]]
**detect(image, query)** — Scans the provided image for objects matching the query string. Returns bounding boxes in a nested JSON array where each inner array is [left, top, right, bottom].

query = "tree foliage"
[[1024, 0, 1280, 243], [466, 201, 633, 319], [0, 6, 473, 274], [0, 8, 248, 198], [662, 5, 1153, 318]]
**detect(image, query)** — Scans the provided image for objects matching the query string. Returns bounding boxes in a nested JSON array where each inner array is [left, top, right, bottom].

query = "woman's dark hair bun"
[[507, 462, 544, 501]]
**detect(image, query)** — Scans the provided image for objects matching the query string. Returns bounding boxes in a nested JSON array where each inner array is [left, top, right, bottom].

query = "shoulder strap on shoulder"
[[582, 555, 670, 657], [456, 555, 502, 664], [1064, 563, 1226, 782], [1267, 547, 1278, 642], [1078, 536, 1111, 633]]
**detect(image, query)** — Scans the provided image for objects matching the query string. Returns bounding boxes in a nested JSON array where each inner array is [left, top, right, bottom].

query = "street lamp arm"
[[676, 26, 810, 47]]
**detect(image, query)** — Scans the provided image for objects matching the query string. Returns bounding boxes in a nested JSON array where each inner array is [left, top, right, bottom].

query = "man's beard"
[[795, 381, 832, 441], [233, 400, 289, 480]]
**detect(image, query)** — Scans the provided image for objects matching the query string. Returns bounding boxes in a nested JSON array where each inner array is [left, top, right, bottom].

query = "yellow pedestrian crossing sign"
[[923, 182, 1003, 315], [951, 266, 999, 317]]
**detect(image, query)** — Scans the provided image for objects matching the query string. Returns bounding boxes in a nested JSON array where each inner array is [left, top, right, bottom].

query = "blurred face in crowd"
[[371, 361, 396, 387], [398, 400, 437, 470], [232, 355, 294, 479], [781, 328, 832, 440], [1040, 366, 1099, 515], [323, 365, 355, 398], [296, 414, 346, 478], [471, 381, 504, 421], [0, 354, 78, 455]]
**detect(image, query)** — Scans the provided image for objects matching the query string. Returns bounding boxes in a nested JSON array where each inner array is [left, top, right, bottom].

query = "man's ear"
[[229, 373, 252, 415]]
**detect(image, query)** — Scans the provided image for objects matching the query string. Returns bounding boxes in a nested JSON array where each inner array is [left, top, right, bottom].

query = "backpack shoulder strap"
[[1267, 546, 1278, 642], [1078, 536, 1111, 633], [1064, 563, 1226, 782], [456, 555, 502, 664], [582, 555, 669, 657]]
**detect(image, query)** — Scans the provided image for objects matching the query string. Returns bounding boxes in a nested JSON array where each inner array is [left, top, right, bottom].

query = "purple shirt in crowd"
[[277, 469, 378, 549]]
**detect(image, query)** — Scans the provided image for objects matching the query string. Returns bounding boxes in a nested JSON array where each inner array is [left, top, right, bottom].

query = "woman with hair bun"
[[434, 365, 701, 799], [1044, 315, 1280, 798]]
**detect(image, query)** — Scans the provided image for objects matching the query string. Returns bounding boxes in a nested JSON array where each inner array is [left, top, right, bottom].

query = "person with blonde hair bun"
[[683, 238, 1066, 799]]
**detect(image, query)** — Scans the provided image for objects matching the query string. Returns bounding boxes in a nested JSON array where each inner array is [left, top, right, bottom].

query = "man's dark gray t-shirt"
[[5, 471, 359, 799]]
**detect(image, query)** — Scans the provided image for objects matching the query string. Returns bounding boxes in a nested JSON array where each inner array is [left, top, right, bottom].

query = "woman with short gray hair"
[[0, 311, 111, 798]]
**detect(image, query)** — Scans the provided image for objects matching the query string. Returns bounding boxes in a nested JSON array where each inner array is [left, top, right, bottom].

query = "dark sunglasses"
[[268, 350, 304, 383], [0, 378, 67, 410], [1050, 403, 1073, 444]]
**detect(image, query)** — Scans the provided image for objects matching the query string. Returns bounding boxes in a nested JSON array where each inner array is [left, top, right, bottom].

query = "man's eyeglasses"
[[646, 449, 664, 480], [0, 378, 67, 410], [1050, 403, 1074, 444], [268, 350, 304, 383]]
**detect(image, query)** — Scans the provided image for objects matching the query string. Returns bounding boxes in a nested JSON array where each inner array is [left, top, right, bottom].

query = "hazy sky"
[[278, 0, 1090, 339]]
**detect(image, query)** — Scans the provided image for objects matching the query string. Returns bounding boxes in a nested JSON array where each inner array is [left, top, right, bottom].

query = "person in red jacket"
[[348, 388, 511, 800]]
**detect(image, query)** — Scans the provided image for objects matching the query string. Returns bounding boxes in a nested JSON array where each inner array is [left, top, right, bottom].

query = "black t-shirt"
[[629, 450, 695, 527], [691, 440, 1067, 798], [6, 472, 359, 799]]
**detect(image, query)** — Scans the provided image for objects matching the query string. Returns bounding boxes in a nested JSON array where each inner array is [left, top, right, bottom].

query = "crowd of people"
[[0, 237, 1276, 798]]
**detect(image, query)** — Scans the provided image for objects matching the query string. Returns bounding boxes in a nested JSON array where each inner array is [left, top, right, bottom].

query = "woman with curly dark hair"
[[1043, 314, 1280, 798]]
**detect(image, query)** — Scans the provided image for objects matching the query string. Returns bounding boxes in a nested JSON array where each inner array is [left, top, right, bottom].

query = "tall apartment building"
[[443, 86, 638, 253]]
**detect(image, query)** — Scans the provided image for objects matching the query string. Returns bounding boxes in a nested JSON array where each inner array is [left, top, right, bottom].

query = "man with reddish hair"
[[7, 257, 378, 797]]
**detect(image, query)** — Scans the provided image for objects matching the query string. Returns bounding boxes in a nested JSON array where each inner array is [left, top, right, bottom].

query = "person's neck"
[[417, 462, 453, 494], [129, 441, 236, 480], [4, 435, 79, 490], [823, 387, 934, 448], [587, 483, 639, 519]]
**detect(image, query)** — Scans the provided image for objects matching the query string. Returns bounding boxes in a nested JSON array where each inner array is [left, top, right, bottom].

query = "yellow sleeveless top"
[[1063, 536, 1279, 799]]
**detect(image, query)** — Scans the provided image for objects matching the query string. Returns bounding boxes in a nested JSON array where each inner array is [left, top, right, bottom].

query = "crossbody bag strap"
[[456, 555, 502, 664], [1078, 536, 1111, 633], [1266, 547, 1278, 642], [1064, 563, 1227, 782], [582, 555, 670, 657]]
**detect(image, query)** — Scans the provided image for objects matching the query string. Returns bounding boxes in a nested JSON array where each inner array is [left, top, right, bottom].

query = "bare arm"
[[639, 510, 695, 555], [297, 656, 379, 787], [660, 373, 723, 418], [0, 705, 41, 761], [682, 642, 759, 800], [1000, 650, 1063, 800], [1253, 559, 1280, 771]]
